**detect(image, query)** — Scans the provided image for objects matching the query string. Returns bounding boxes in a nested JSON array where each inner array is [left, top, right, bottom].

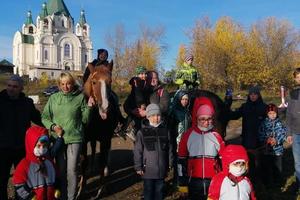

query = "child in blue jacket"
[[258, 103, 287, 186]]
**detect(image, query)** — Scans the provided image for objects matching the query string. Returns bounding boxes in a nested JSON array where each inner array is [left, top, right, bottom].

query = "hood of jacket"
[[25, 126, 49, 162], [191, 96, 215, 127], [221, 144, 248, 173], [169, 90, 189, 121]]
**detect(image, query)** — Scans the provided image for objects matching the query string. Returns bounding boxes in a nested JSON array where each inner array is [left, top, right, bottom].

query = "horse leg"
[[90, 140, 97, 173], [94, 135, 112, 199], [77, 141, 88, 199]]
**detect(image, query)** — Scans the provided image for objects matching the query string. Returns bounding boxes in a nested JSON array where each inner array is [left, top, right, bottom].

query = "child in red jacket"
[[13, 126, 63, 200], [208, 145, 256, 200], [178, 97, 225, 200]]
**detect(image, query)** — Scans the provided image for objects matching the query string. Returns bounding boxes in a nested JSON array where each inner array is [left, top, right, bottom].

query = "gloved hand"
[[178, 186, 188, 193]]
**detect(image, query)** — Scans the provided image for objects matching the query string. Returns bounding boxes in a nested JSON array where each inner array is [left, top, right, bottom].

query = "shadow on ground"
[[79, 149, 141, 200]]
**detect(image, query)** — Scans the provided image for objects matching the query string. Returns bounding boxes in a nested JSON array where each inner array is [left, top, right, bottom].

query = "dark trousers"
[[261, 154, 283, 185], [143, 178, 164, 200], [188, 178, 211, 200], [0, 148, 24, 200]]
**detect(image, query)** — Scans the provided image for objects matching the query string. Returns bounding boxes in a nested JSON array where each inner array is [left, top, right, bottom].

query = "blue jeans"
[[292, 134, 300, 187], [143, 179, 164, 200]]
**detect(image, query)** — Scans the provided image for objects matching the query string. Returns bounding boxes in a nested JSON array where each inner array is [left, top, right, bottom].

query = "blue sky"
[[1, 0, 300, 70]]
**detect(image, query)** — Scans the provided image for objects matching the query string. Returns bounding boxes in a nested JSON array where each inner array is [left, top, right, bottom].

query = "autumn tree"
[[106, 23, 167, 92], [182, 16, 300, 91]]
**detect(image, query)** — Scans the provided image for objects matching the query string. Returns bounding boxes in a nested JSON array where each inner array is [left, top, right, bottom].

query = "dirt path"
[[81, 121, 243, 200]]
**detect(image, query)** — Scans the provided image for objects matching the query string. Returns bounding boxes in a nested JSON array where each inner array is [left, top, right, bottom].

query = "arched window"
[[43, 19, 48, 29], [62, 20, 64, 27], [84, 54, 87, 63], [29, 26, 33, 34], [64, 44, 70, 58], [44, 50, 48, 60]]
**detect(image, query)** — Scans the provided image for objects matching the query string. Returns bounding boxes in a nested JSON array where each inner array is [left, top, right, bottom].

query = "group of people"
[[1, 47, 300, 200]]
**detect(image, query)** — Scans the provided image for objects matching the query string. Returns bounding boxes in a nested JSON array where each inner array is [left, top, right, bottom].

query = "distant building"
[[12, 0, 93, 79], [0, 59, 14, 73]]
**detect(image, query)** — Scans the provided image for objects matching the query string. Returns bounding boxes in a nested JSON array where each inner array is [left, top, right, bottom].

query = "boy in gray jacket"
[[134, 104, 173, 200], [286, 67, 300, 192]]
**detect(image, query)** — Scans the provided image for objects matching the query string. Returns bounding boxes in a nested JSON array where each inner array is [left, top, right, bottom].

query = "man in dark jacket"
[[0, 75, 42, 200], [227, 86, 267, 182], [286, 68, 300, 192]]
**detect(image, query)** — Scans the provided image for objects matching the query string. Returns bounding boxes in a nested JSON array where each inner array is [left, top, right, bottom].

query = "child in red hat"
[[208, 145, 256, 200]]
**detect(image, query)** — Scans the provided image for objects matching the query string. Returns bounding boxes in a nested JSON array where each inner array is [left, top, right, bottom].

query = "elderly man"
[[0, 75, 42, 200]]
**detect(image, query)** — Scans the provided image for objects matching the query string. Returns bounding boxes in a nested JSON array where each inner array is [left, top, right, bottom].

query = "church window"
[[62, 20, 64, 27], [64, 44, 70, 58], [44, 50, 48, 60], [85, 54, 87, 63], [29, 26, 33, 34], [43, 19, 48, 29], [51, 72, 54, 77], [65, 66, 70, 70]]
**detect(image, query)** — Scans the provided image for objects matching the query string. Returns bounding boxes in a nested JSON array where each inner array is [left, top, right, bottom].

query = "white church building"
[[13, 0, 93, 79]]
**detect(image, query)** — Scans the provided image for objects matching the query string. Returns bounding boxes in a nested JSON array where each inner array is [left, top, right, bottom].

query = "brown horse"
[[79, 61, 119, 199], [83, 61, 113, 120]]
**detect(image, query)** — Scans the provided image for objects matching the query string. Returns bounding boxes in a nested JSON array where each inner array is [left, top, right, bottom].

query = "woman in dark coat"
[[227, 86, 267, 182]]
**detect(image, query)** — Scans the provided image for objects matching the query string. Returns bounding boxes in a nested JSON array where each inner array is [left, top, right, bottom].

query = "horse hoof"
[[104, 166, 109, 177]]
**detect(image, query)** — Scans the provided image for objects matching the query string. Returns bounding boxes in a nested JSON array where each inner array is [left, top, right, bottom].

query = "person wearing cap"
[[208, 145, 256, 200], [83, 48, 110, 83], [133, 104, 173, 200], [13, 125, 64, 200], [122, 66, 148, 140], [258, 103, 287, 186], [177, 97, 225, 200], [227, 85, 267, 182], [175, 53, 200, 90], [0, 75, 43, 200], [82, 48, 125, 139]]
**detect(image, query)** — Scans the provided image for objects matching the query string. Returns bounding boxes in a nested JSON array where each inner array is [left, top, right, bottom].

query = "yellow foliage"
[[182, 16, 300, 91]]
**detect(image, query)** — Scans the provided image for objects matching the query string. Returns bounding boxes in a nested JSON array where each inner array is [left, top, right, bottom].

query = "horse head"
[[84, 60, 113, 120]]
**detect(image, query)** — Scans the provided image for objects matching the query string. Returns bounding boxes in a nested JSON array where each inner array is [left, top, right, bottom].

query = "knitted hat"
[[248, 86, 260, 95], [9, 74, 24, 86], [146, 103, 161, 118], [184, 54, 194, 62], [196, 104, 214, 117], [135, 66, 147, 75], [38, 135, 49, 144], [266, 103, 278, 114]]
